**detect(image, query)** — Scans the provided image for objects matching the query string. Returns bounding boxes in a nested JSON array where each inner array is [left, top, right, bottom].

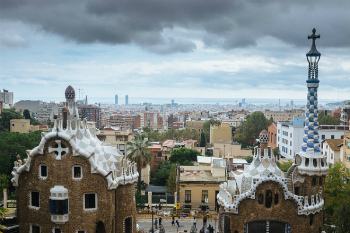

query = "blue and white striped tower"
[[301, 28, 321, 153]]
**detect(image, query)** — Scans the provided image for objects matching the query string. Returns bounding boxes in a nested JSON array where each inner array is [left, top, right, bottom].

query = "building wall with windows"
[[10, 119, 31, 133], [277, 118, 347, 159], [264, 109, 304, 123], [178, 158, 226, 211], [322, 139, 343, 165], [268, 123, 277, 148], [12, 86, 138, 233], [210, 123, 232, 144], [185, 120, 205, 132]]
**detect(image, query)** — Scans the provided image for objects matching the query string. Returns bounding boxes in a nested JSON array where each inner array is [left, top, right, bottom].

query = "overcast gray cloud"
[[0, 0, 349, 54]]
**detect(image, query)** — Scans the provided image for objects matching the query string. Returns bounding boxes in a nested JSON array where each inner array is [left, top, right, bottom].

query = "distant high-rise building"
[[115, 94, 118, 105], [125, 95, 128, 105], [291, 100, 294, 107], [0, 89, 14, 107], [171, 99, 174, 105], [242, 98, 246, 104]]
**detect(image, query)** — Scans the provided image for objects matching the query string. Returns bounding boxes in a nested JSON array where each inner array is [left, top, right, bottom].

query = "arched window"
[[265, 191, 272, 208], [319, 177, 323, 185], [258, 194, 264, 204]]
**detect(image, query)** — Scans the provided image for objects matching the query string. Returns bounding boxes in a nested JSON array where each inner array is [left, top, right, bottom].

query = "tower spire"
[[301, 28, 322, 154], [296, 28, 327, 176]]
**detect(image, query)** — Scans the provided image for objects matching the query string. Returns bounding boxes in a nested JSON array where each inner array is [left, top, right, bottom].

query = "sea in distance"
[[16, 96, 344, 106]]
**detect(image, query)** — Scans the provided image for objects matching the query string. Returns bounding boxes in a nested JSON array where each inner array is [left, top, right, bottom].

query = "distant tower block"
[[115, 94, 118, 105], [125, 95, 129, 105]]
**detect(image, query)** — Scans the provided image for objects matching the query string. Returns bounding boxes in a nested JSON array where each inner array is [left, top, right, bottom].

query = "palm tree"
[[127, 132, 152, 192]]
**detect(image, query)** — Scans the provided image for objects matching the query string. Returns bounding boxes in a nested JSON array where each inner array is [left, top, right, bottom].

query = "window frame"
[[185, 190, 191, 203], [84, 193, 97, 210], [201, 190, 208, 203], [53, 228, 62, 233], [39, 164, 48, 179], [30, 191, 40, 209], [30, 225, 41, 233], [72, 165, 83, 180]]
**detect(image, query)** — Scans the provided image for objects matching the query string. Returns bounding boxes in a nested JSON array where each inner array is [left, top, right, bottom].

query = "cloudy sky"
[[1, 0, 349, 104]]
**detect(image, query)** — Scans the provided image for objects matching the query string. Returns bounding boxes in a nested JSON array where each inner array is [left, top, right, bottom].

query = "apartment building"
[[322, 139, 343, 165], [210, 123, 232, 144], [185, 120, 205, 132], [178, 156, 226, 211], [265, 109, 304, 122], [79, 105, 101, 129], [277, 117, 348, 159]]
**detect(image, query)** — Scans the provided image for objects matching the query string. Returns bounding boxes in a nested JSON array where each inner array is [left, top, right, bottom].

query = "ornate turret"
[[62, 85, 79, 129], [65, 85, 75, 101]]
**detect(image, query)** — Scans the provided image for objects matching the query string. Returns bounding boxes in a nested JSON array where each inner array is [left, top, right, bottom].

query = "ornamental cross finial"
[[49, 140, 69, 160], [308, 28, 320, 44]]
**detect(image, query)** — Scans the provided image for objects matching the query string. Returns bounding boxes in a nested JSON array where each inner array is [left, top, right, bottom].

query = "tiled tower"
[[296, 28, 328, 177], [216, 29, 328, 233], [301, 28, 321, 154]]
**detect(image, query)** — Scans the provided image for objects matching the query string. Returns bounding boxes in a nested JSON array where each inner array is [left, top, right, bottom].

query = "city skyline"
[[1, 0, 349, 102]]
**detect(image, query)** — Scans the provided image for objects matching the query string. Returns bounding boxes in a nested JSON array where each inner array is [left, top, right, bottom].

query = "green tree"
[[127, 132, 152, 192], [142, 126, 151, 134], [151, 161, 172, 186], [333, 198, 350, 233], [319, 115, 341, 125], [200, 132, 206, 147], [166, 164, 177, 194], [0, 174, 9, 192], [236, 112, 270, 146], [135, 190, 146, 210], [23, 109, 31, 119], [245, 156, 253, 163], [47, 119, 54, 128], [325, 162, 350, 224], [0, 109, 24, 131], [203, 119, 221, 143], [0, 131, 42, 195], [30, 118, 41, 126], [276, 161, 293, 172], [273, 147, 281, 159], [169, 147, 201, 165]]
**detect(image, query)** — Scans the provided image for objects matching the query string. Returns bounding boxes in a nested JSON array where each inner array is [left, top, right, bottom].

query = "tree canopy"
[[126, 132, 152, 192], [325, 161, 350, 230], [0, 109, 24, 131], [235, 112, 271, 146], [151, 161, 172, 186], [23, 109, 31, 119], [318, 110, 341, 125], [325, 161, 350, 221], [0, 131, 42, 194], [169, 147, 201, 165]]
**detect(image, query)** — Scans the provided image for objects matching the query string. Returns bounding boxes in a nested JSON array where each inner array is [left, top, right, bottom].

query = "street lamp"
[[306, 28, 321, 81]]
